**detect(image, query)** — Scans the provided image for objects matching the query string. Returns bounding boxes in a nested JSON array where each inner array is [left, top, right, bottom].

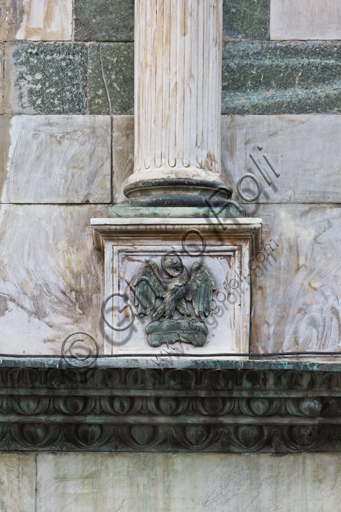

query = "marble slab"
[[0, 44, 3, 114], [5, 43, 87, 114], [250, 204, 341, 355], [36, 453, 341, 512], [0, 0, 72, 41], [75, 0, 134, 42], [88, 43, 134, 115], [113, 115, 134, 203], [0, 115, 111, 204], [222, 114, 341, 205], [271, 0, 341, 41], [0, 205, 106, 355], [222, 42, 341, 115], [0, 454, 35, 512], [223, 0, 269, 40]]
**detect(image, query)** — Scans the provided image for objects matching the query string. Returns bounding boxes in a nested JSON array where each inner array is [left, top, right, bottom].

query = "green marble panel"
[[88, 43, 134, 115], [74, 0, 269, 42], [222, 41, 341, 114], [223, 0, 270, 40], [74, 0, 134, 42], [8, 43, 87, 114]]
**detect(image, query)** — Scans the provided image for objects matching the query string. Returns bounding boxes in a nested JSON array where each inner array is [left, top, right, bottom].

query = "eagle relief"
[[132, 255, 216, 347]]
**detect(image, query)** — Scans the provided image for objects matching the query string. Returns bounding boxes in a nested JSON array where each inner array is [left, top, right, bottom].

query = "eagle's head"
[[163, 254, 184, 277]]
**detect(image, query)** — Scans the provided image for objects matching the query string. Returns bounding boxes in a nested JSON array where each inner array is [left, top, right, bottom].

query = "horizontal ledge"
[[0, 357, 340, 371], [91, 217, 262, 226]]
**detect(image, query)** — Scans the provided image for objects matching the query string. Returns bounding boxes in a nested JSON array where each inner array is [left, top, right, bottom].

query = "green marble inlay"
[[74, 0, 269, 42], [223, 0, 269, 40], [88, 43, 134, 115], [9, 43, 87, 114], [75, 0, 134, 42], [222, 41, 341, 114]]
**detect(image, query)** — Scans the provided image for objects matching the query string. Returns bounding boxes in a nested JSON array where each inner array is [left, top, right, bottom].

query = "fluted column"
[[128, 0, 226, 187]]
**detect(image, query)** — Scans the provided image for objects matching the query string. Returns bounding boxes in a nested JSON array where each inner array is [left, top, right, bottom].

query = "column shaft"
[[130, 0, 224, 185]]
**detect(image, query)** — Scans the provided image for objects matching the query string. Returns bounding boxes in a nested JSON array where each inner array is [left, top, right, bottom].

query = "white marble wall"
[[0, 0, 72, 41], [270, 0, 341, 40], [1, 452, 341, 511], [1, 116, 111, 204]]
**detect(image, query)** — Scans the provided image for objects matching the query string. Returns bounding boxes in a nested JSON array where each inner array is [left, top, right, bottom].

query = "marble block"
[[0, 454, 35, 512], [222, 114, 341, 205], [0, 0, 72, 41], [92, 218, 262, 360], [0, 115, 111, 204], [112, 115, 134, 203], [271, 0, 341, 41], [36, 453, 341, 512], [0, 204, 106, 355]]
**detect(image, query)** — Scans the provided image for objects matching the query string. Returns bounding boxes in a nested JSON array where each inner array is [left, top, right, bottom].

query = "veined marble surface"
[[0, 205, 106, 355], [270, 0, 341, 40], [0, 0, 72, 41], [0, 116, 111, 204], [251, 204, 341, 354], [2, 453, 337, 512]]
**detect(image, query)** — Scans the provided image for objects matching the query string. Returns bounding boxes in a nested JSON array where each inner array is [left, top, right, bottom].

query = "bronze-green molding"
[[0, 359, 341, 453]]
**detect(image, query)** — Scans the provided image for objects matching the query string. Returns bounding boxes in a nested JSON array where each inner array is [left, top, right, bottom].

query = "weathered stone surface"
[[0, 205, 106, 355], [222, 114, 341, 204], [249, 204, 341, 355], [223, 0, 269, 40], [0, 0, 23, 41], [6, 43, 87, 114], [113, 115, 134, 203], [0, 115, 111, 204], [0, 116, 10, 194], [0, 454, 35, 511], [36, 453, 341, 511], [0, 44, 3, 114], [75, 0, 134, 42], [0, 0, 72, 41], [222, 42, 341, 114], [88, 43, 134, 115], [271, 0, 341, 41]]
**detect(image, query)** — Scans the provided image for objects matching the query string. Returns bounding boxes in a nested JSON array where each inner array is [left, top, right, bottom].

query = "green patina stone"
[[222, 41, 341, 114], [88, 43, 134, 115], [75, 0, 134, 42], [9, 43, 87, 114], [223, 0, 269, 40]]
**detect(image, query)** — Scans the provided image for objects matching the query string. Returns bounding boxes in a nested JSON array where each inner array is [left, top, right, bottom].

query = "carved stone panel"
[[92, 218, 262, 360]]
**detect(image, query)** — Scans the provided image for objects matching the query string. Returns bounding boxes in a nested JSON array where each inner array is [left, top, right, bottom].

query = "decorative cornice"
[[91, 218, 263, 253], [0, 363, 341, 453]]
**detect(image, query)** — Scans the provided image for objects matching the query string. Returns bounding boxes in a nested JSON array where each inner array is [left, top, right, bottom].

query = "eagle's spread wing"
[[133, 262, 167, 317], [186, 262, 216, 321]]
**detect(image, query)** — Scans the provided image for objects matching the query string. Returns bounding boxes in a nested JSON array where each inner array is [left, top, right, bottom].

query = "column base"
[[109, 178, 246, 218]]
